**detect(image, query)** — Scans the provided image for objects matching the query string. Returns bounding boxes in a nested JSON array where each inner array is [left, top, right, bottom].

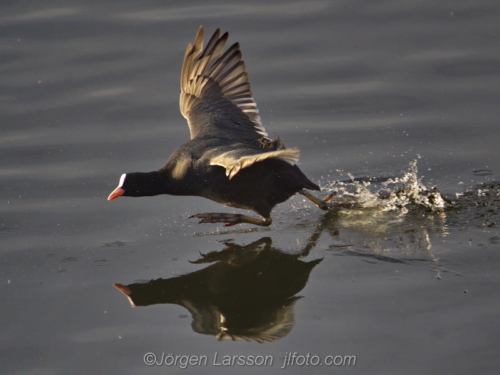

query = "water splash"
[[283, 161, 498, 278], [323, 160, 450, 213]]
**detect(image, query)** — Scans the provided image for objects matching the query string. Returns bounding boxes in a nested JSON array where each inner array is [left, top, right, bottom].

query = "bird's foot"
[[299, 189, 356, 210], [300, 189, 335, 210], [189, 213, 272, 227]]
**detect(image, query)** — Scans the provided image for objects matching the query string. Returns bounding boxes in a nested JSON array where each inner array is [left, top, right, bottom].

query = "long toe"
[[189, 213, 244, 225], [323, 192, 337, 202], [189, 213, 271, 227]]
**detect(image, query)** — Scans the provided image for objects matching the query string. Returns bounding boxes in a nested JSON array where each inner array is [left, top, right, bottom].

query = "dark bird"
[[108, 26, 336, 227]]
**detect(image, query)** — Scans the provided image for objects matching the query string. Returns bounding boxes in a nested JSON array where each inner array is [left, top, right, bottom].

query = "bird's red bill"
[[113, 283, 132, 296], [108, 187, 125, 200]]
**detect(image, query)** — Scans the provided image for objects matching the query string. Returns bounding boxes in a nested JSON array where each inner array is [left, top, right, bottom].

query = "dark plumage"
[[108, 27, 335, 227]]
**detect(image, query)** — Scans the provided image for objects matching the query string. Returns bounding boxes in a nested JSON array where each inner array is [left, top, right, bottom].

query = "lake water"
[[2, 1, 500, 374]]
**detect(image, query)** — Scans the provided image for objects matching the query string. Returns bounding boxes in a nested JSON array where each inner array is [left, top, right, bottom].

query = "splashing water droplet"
[[323, 160, 450, 213]]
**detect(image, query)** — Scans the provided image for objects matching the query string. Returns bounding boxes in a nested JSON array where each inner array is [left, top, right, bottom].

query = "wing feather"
[[180, 26, 268, 140], [210, 148, 300, 180]]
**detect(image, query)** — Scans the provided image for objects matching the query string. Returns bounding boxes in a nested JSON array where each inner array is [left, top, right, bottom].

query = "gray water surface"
[[2, 1, 500, 374]]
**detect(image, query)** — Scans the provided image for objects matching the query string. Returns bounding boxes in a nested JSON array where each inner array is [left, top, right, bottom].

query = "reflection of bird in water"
[[108, 27, 341, 227], [114, 237, 322, 343]]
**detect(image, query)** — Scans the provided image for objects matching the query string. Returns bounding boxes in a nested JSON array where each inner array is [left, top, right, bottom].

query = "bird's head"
[[108, 172, 167, 199]]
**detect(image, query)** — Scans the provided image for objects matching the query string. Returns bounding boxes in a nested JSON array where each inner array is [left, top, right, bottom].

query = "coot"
[[108, 27, 336, 226]]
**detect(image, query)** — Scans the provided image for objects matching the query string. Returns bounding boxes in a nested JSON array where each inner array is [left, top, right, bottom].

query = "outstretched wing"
[[180, 26, 269, 141]]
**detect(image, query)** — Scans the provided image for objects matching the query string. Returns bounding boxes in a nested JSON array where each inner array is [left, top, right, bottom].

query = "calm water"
[[2, 1, 500, 374]]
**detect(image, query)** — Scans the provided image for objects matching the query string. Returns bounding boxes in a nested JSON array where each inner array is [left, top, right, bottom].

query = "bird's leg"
[[189, 213, 272, 227], [300, 189, 357, 210], [299, 189, 336, 210], [299, 189, 359, 211]]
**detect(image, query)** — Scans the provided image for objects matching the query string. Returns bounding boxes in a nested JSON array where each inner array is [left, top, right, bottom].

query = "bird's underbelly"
[[195, 162, 302, 216]]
